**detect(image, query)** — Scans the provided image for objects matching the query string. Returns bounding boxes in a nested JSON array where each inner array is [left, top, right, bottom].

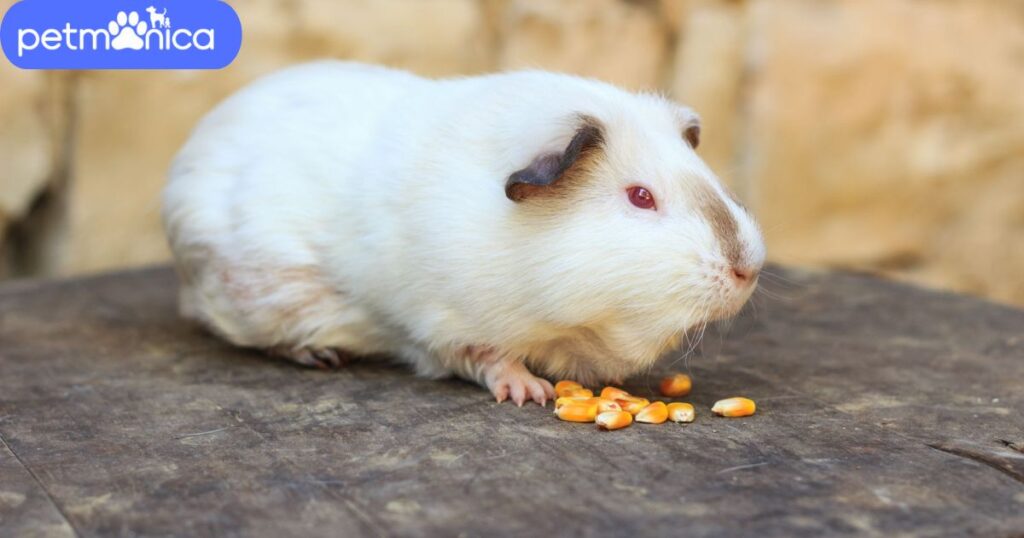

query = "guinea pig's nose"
[[730, 266, 759, 286]]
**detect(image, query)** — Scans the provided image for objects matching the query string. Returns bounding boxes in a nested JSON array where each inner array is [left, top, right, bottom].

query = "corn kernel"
[[615, 396, 650, 415], [596, 410, 633, 431], [554, 380, 583, 397], [555, 396, 618, 412], [635, 401, 668, 424], [594, 398, 622, 413], [600, 386, 631, 400], [555, 401, 597, 422], [554, 396, 591, 410], [712, 397, 756, 417], [659, 374, 692, 398], [562, 388, 594, 399], [667, 402, 695, 423]]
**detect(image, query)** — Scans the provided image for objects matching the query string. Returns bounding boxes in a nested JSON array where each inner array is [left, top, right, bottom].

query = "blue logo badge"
[[1, 0, 242, 69]]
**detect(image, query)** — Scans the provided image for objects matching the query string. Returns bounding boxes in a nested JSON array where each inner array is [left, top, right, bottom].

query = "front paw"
[[266, 345, 348, 369], [483, 360, 555, 407]]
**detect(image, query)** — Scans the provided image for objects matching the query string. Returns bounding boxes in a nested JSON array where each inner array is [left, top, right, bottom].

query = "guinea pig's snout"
[[707, 260, 761, 320], [729, 265, 760, 287]]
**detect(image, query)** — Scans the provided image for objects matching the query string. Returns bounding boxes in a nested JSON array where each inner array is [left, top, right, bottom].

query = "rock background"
[[1, 0, 1023, 306]]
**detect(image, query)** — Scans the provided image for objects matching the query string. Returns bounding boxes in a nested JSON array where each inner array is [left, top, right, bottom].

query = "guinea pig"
[[162, 61, 765, 406]]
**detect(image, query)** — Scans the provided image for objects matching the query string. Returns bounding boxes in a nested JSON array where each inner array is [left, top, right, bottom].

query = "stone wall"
[[1, 0, 1022, 306]]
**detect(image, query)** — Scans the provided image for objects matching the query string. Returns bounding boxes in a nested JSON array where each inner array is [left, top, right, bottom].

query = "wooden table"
[[1, 266, 1022, 537]]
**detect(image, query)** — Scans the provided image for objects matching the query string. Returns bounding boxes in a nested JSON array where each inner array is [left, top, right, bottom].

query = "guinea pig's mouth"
[[705, 281, 758, 321], [706, 303, 741, 322]]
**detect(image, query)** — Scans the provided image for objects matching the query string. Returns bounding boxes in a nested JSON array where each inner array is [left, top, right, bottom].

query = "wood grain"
[[0, 266, 1022, 537]]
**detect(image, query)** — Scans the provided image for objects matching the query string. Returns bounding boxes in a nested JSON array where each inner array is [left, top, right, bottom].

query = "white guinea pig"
[[162, 61, 765, 406]]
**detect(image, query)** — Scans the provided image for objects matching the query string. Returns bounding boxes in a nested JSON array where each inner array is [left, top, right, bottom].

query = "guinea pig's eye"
[[627, 186, 657, 210]]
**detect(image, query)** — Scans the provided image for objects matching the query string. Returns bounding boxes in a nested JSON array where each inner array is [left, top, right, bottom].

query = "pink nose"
[[730, 266, 759, 286]]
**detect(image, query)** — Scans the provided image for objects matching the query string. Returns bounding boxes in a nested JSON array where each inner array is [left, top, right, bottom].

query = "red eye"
[[627, 186, 656, 210]]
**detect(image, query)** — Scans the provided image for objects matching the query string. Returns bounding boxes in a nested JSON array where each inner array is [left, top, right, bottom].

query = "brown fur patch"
[[696, 186, 742, 266]]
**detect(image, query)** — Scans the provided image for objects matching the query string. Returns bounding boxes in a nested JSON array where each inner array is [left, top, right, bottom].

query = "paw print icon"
[[108, 11, 148, 51]]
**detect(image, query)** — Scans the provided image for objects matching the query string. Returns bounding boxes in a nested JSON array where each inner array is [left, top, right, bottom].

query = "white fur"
[[162, 61, 765, 390]]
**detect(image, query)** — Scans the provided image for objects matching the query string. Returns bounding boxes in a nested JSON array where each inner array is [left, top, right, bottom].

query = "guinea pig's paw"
[[484, 361, 555, 407], [266, 345, 348, 370]]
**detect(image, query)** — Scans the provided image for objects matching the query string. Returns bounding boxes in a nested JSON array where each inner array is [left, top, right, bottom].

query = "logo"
[[1, 0, 242, 69]]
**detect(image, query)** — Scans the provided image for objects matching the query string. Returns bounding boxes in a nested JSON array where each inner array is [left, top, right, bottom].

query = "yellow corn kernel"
[[554, 380, 583, 397], [712, 397, 756, 418], [555, 401, 598, 422], [596, 410, 633, 431], [615, 396, 650, 416], [594, 398, 622, 413], [667, 402, 695, 423], [659, 374, 692, 398], [562, 388, 594, 399], [554, 396, 592, 410], [635, 401, 669, 424], [600, 386, 631, 400], [556, 396, 620, 413]]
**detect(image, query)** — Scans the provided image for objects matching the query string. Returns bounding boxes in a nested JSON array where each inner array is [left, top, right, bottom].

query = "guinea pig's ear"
[[684, 120, 700, 149], [675, 106, 701, 149], [505, 116, 605, 203]]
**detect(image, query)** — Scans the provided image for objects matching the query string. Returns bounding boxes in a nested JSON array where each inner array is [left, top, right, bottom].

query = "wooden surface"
[[1, 266, 1022, 537]]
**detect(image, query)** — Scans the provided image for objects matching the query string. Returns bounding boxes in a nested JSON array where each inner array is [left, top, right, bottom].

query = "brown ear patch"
[[684, 123, 700, 149], [505, 115, 606, 203]]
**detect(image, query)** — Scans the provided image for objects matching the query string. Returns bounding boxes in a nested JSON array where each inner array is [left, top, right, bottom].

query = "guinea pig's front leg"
[[459, 346, 555, 407], [266, 345, 349, 369]]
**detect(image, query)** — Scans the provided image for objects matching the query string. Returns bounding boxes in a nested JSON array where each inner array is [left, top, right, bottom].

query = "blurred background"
[[1, 0, 1023, 306]]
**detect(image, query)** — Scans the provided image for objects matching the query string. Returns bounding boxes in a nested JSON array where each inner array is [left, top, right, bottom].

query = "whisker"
[[667, 293, 712, 373], [758, 270, 802, 287], [755, 286, 795, 302]]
